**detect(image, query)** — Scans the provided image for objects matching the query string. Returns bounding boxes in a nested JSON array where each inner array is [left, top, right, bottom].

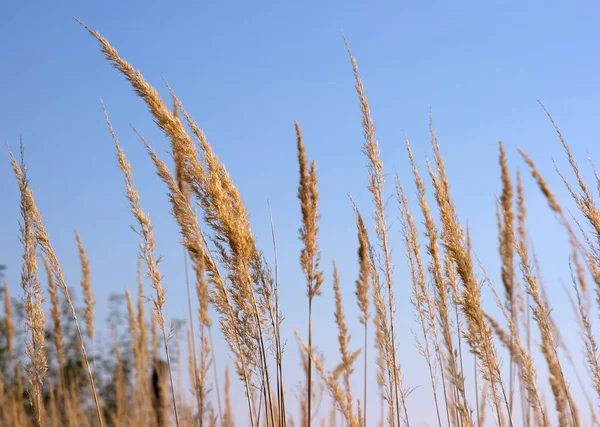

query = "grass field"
[[1, 21, 599, 427]]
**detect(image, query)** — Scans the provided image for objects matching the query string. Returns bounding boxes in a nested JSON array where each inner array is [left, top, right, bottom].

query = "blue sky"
[[2, 0, 600, 424]]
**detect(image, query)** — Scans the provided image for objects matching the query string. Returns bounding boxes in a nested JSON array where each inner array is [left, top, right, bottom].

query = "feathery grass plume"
[[553, 159, 600, 292], [171, 95, 206, 425], [332, 261, 358, 419], [9, 146, 105, 427], [515, 238, 575, 426], [543, 104, 600, 340], [350, 200, 370, 427], [3, 281, 14, 363], [246, 268, 281, 423], [516, 170, 535, 427], [516, 173, 531, 346], [498, 142, 518, 417], [351, 204, 370, 326], [357, 213, 397, 424], [519, 148, 584, 426], [443, 248, 472, 426], [123, 119, 256, 424], [555, 287, 598, 425], [172, 96, 192, 203], [346, 39, 403, 427], [433, 158, 490, 427], [127, 125, 226, 419], [369, 245, 405, 426], [427, 122, 512, 426], [397, 177, 454, 427], [479, 263, 547, 426], [550, 313, 586, 425], [514, 211, 578, 425], [101, 108, 180, 427], [404, 136, 470, 426], [485, 313, 512, 356], [540, 103, 600, 251], [169, 82, 276, 416], [592, 157, 600, 199], [567, 259, 600, 407], [498, 142, 516, 312], [170, 93, 276, 427], [79, 21, 204, 192], [12, 145, 48, 426], [80, 33, 234, 420], [296, 120, 324, 427], [518, 149, 587, 288], [171, 84, 282, 427], [75, 231, 95, 344], [516, 172, 528, 257]]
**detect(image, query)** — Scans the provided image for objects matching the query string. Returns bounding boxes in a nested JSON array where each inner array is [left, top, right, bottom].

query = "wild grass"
[[2, 21, 600, 427]]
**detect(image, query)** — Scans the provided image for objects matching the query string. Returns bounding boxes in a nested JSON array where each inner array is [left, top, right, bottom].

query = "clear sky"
[[2, 0, 600, 424]]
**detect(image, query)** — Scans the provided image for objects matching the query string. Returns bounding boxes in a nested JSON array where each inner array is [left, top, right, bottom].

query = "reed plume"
[[427, 122, 511, 426], [480, 263, 547, 426], [102, 105, 180, 427], [296, 120, 323, 427], [404, 136, 471, 426], [12, 146, 48, 426], [127, 115, 256, 424], [498, 142, 518, 418], [515, 236, 573, 426], [171, 92, 276, 427], [9, 146, 105, 427], [74, 231, 95, 343], [539, 105, 600, 404], [519, 148, 583, 426], [332, 261, 358, 419], [346, 40, 404, 427], [396, 177, 450, 427], [567, 260, 600, 405], [351, 201, 370, 426]]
